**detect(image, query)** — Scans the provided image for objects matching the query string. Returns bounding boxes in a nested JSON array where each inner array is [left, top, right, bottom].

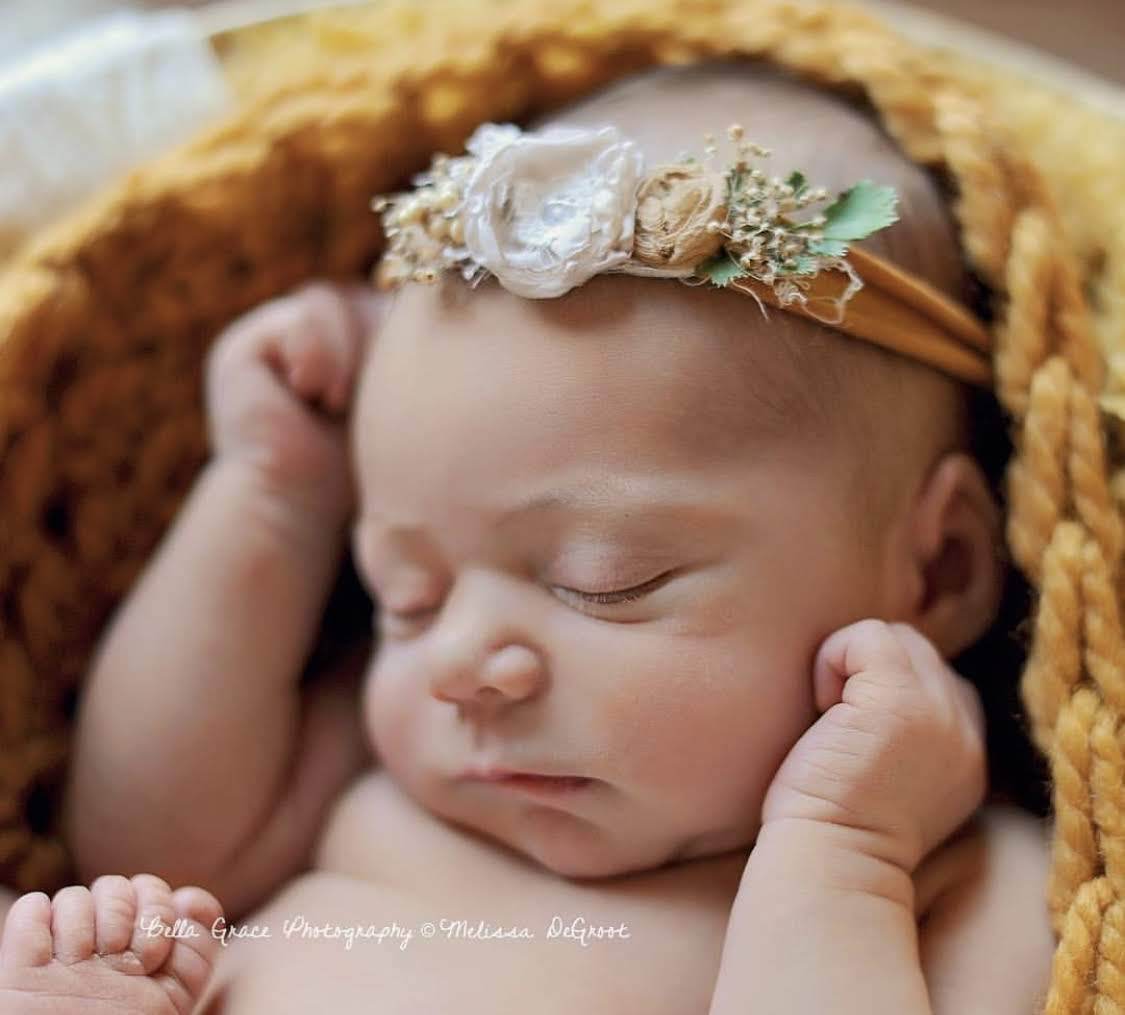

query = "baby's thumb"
[[812, 619, 915, 714]]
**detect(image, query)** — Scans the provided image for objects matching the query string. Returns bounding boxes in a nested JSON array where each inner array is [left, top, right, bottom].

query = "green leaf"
[[807, 237, 849, 258], [819, 180, 899, 243], [785, 170, 807, 197], [696, 252, 747, 287]]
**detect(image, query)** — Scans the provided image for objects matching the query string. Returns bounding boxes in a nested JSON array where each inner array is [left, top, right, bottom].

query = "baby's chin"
[[421, 780, 749, 881], [481, 818, 680, 881], [495, 819, 755, 882]]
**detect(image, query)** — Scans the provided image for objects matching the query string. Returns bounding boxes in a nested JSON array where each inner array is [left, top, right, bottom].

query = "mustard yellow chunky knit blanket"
[[1, 1, 1123, 1009]]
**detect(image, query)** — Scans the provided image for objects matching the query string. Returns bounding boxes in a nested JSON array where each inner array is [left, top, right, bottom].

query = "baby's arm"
[[63, 283, 380, 919], [710, 808, 1055, 1014], [709, 621, 990, 1014], [708, 820, 930, 1014]]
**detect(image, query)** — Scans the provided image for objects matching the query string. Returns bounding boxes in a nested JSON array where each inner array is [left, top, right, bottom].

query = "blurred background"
[[0, 0, 1121, 261], [908, 0, 1122, 84], [1, 0, 1122, 82], [0, 0, 1117, 882]]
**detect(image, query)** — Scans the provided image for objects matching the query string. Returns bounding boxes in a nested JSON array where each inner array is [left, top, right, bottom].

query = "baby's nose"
[[429, 643, 547, 711]]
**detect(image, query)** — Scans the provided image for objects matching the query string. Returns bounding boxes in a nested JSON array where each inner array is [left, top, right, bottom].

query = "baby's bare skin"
[[194, 769, 1051, 1014], [0, 60, 1063, 1015], [197, 770, 747, 1014], [57, 68, 1057, 1014], [57, 263, 1055, 1013]]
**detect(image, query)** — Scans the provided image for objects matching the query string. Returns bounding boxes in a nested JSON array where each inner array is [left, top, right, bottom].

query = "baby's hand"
[[205, 281, 383, 521], [761, 620, 987, 875]]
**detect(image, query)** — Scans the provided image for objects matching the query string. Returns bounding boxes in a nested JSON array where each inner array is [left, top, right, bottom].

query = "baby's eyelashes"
[[369, 561, 692, 642], [553, 569, 678, 606]]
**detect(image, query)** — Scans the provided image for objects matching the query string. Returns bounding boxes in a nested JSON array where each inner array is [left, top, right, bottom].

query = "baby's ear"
[[899, 451, 1004, 658]]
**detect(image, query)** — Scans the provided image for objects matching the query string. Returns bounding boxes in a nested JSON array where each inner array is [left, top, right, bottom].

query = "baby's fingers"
[[208, 282, 361, 416], [206, 296, 296, 409], [890, 623, 988, 814], [812, 619, 914, 714], [889, 623, 986, 740], [271, 283, 362, 415]]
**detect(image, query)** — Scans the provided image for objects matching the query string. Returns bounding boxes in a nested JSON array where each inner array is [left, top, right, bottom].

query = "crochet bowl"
[[1, 2, 1124, 1008]]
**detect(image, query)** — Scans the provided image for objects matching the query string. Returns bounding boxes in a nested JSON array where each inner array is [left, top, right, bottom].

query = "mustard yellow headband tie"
[[369, 121, 993, 387]]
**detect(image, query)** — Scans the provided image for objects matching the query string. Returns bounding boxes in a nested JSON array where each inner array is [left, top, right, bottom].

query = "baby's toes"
[[0, 892, 53, 969], [152, 887, 224, 1014], [126, 874, 179, 975], [50, 885, 96, 965], [89, 874, 140, 970]]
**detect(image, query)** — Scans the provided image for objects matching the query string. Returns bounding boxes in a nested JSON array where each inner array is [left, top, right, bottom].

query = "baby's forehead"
[[359, 272, 825, 467], [526, 63, 880, 197]]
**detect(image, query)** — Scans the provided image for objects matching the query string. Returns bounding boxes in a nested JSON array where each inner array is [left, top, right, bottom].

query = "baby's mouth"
[[462, 769, 595, 794], [487, 775, 595, 798]]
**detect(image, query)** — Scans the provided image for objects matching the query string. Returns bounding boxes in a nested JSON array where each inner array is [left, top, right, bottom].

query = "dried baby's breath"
[[691, 124, 900, 321]]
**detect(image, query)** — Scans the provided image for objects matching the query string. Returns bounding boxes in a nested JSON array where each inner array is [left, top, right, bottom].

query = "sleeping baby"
[[0, 61, 1056, 1014]]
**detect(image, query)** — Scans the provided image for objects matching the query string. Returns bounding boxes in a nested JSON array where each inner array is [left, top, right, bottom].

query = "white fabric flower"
[[464, 122, 523, 161], [459, 122, 646, 299]]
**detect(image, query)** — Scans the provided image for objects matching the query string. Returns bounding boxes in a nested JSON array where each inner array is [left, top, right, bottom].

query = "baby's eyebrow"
[[494, 485, 635, 524], [357, 477, 734, 544], [508, 472, 746, 520]]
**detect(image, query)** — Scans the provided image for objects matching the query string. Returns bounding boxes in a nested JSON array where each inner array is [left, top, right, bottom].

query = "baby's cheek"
[[362, 656, 415, 769], [596, 648, 811, 806]]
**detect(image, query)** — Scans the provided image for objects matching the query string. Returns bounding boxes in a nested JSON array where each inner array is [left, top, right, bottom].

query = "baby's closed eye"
[[552, 567, 679, 605], [372, 564, 686, 639]]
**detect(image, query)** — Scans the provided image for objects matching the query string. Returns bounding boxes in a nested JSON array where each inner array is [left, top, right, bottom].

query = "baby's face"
[[350, 272, 896, 878]]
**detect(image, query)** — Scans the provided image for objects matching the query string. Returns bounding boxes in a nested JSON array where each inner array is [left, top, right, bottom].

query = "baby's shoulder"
[[913, 802, 1050, 913], [914, 803, 1055, 1014]]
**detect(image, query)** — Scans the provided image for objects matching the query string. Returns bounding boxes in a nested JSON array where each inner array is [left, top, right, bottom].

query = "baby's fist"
[[761, 620, 987, 874], [205, 281, 384, 520]]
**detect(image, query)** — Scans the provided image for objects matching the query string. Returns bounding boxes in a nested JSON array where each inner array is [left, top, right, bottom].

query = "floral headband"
[[370, 121, 992, 386]]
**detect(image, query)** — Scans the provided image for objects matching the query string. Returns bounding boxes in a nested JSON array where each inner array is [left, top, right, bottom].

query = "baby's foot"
[[0, 874, 222, 1014]]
